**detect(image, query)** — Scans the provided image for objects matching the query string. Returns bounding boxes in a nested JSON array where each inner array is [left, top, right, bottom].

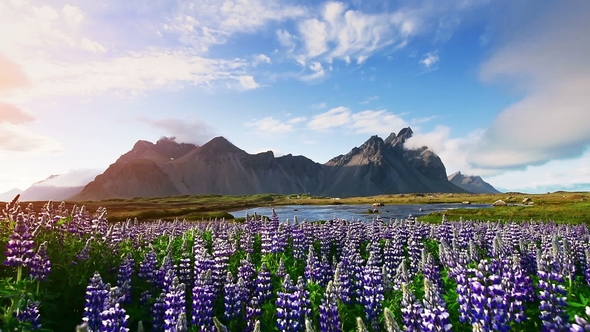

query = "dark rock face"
[[448, 171, 501, 194], [73, 127, 467, 200]]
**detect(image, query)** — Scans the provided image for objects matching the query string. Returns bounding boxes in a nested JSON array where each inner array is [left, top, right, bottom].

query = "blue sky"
[[1, 0, 590, 194]]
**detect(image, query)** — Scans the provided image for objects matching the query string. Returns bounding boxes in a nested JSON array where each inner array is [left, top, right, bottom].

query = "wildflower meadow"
[[2, 195, 590, 331]]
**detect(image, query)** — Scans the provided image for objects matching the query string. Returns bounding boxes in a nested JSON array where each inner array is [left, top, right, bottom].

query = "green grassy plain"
[[7, 191, 590, 223]]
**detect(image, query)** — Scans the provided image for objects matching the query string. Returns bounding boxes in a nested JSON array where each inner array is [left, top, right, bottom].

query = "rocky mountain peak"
[[197, 136, 245, 155], [385, 127, 414, 148]]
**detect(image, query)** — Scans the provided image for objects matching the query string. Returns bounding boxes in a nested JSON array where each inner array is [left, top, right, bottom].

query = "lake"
[[230, 203, 492, 222]]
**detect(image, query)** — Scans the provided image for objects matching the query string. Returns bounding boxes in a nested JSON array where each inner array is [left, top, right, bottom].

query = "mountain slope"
[[0, 188, 23, 202], [74, 127, 466, 200], [448, 171, 501, 194]]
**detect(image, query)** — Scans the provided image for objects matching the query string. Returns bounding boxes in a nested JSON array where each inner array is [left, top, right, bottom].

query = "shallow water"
[[230, 203, 491, 222]]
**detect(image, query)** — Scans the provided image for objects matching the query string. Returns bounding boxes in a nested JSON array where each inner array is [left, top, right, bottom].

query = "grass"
[[5, 191, 590, 223]]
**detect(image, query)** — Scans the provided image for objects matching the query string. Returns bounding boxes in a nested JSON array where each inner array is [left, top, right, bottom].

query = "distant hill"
[[0, 188, 23, 202], [72, 128, 467, 200], [448, 171, 501, 194]]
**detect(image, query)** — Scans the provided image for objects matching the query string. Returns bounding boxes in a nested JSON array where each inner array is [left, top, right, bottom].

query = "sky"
[[1, 0, 590, 194]]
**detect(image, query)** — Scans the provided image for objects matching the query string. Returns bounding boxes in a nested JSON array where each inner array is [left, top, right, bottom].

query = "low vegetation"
[[4, 191, 589, 224]]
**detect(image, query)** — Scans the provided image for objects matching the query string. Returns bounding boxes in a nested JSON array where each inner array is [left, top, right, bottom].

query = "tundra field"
[[2, 192, 590, 331]]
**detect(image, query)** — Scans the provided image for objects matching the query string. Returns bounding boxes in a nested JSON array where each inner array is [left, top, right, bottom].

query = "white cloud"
[[350, 110, 408, 135], [419, 51, 439, 70], [164, 0, 307, 50], [236, 76, 261, 90], [308, 106, 410, 135], [0, 122, 64, 154], [11, 50, 260, 99], [294, 2, 416, 65], [360, 96, 379, 104], [80, 38, 107, 53], [138, 117, 217, 145], [62, 4, 84, 26], [245, 117, 294, 133], [288, 116, 307, 124], [307, 106, 352, 131], [253, 54, 271, 66], [301, 61, 326, 81], [311, 102, 327, 109], [470, 1, 590, 171], [276, 29, 296, 49]]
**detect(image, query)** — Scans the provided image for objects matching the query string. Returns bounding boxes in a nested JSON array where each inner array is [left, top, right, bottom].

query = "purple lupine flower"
[[467, 259, 508, 332], [291, 221, 306, 260], [304, 245, 322, 285], [421, 251, 443, 295], [296, 276, 311, 323], [332, 262, 352, 305], [505, 255, 530, 324], [158, 254, 174, 290], [246, 263, 272, 332], [72, 237, 93, 265], [407, 223, 423, 275], [16, 299, 41, 330], [585, 249, 590, 286], [117, 253, 134, 304], [163, 276, 186, 331], [238, 254, 255, 294], [29, 241, 51, 282], [276, 257, 286, 279], [241, 231, 254, 254], [212, 236, 231, 293], [571, 306, 590, 332], [272, 222, 288, 254], [276, 275, 302, 332], [420, 278, 452, 332], [152, 293, 166, 331], [400, 283, 422, 332], [100, 286, 130, 332], [537, 246, 570, 331], [383, 237, 403, 289], [176, 241, 192, 287], [192, 270, 215, 332], [452, 264, 471, 324], [319, 281, 341, 332], [82, 272, 110, 331], [260, 220, 273, 255], [362, 252, 384, 332], [224, 272, 240, 321], [139, 248, 158, 286], [4, 213, 35, 271]]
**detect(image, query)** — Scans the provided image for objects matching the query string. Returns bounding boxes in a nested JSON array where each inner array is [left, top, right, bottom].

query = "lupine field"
[[4, 196, 590, 332]]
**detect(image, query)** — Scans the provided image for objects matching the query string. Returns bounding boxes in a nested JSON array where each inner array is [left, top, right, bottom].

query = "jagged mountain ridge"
[[73, 128, 467, 200], [448, 171, 501, 194]]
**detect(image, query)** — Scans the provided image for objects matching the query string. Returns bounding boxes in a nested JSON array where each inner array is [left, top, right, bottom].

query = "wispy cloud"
[[288, 116, 307, 124], [360, 96, 379, 104], [311, 102, 327, 109], [301, 61, 327, 81], [245, 117, 294, 133], [307, 106, 408, 135], [419, 51, 439, 71], [164, 0, 308, 51], [138, 116, 217, 145], [0, 122, 64, 154], [0, 102, 34, 124]]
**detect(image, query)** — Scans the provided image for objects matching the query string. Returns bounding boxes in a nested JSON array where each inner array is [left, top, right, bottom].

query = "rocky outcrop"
[[448, 171, 501, 194]]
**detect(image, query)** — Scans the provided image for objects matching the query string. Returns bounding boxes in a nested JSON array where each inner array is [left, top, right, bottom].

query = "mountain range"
[[0, 128, 502, 201], [448, 171, 501, 194]]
